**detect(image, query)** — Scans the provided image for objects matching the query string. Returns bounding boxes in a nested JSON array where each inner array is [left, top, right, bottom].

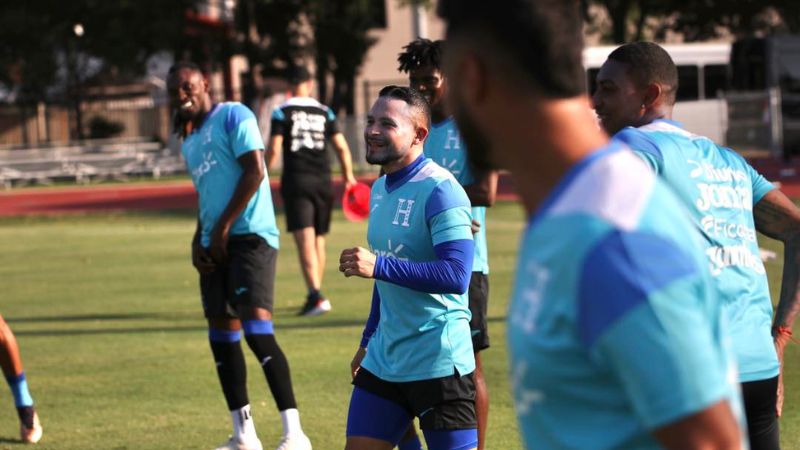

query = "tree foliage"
[[584, 0, 800, 43], [0, 0, 199, 102]]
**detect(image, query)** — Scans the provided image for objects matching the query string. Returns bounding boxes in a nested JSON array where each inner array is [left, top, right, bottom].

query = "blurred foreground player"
[[439, 1, 746, 449]]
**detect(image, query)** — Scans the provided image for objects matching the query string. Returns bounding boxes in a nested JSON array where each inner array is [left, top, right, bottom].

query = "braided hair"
[[397, 38, 443, 73]]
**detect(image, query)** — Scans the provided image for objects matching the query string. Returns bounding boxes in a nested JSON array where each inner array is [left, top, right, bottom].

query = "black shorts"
[[280, 180, 333, 234], [468, 272, 490, 352], [352, 368, 476, 430], [741, 376, 780, 450], [199, 235, 277, 318]]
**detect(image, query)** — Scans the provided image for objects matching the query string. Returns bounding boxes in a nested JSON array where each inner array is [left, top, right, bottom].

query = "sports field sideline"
[[0, 197, 797, 449]]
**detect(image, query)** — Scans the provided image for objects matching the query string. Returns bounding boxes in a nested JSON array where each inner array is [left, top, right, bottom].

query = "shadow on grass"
[[10, 315, 507, 337]]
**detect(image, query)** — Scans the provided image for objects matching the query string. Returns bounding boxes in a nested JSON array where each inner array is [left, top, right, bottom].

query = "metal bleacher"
[[0, 138, 186, 189]]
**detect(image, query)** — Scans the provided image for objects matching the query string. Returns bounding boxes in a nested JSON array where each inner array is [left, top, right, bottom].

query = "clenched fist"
[[339, 247, 377, 278]]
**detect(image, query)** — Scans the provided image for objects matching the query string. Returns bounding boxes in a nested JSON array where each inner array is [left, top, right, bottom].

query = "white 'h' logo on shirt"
[[392, 199, 415, 227]]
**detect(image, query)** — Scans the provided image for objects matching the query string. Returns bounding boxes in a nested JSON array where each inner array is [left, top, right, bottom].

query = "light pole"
[[71, 23, 85, 141]]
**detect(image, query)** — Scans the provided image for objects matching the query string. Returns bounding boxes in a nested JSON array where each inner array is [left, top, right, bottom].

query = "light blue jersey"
[[508, 142, 745, 449], [617, 119, 778, 383], [425, 118, 489, 274], [181, 102, 280, 249], [361, 157, 475, 382]]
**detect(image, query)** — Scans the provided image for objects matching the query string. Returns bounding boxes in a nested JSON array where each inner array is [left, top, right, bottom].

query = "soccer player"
[[168, 62, 311, 450], [396, 38, 497, 450], [268, 66, 357, 317], [592, 41, 800, 450], [0, 315, 42, 444], [438, 1, 746, 449], [341, 85, 478, 450]]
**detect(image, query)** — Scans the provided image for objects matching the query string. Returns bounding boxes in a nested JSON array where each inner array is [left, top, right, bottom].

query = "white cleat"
[[20, 411, 42, 444], [214, 435, 263, 450], [275, 433, 312, 450]]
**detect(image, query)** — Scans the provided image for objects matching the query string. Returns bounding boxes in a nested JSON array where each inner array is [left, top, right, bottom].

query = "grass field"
[[0, 201, 797, 449]]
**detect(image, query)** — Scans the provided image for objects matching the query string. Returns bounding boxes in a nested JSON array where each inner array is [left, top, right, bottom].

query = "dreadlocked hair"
[[397, 38, 443, 73]]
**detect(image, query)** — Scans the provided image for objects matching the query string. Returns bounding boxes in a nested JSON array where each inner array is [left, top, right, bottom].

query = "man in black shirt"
[[268, 66, 357, 316]]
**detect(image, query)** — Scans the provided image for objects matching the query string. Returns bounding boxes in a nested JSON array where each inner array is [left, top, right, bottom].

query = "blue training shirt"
[[181, 102, 280, 249], [616, 119, 778, 383], [360, 156, 475, 382], [508, 141, 746, 449], [424, 117, 489, 274]]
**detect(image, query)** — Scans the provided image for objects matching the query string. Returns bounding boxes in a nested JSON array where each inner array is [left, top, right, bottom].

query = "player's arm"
[[753, 189, 800, 334], [209, 104, 269, 263], [352, 285, 380, 379], [209, 150, 265, 263], [579, 230, 742, 449], [331, 133, 357, 187], [266, 135, 281, 171], [651, 402, 741, 450], [463, 167, 497, 207], [339, 181, 474, 293], [753, 188, 800, 415]]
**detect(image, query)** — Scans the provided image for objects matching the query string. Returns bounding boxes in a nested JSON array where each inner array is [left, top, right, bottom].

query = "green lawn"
[[0, 202, 796, 449]]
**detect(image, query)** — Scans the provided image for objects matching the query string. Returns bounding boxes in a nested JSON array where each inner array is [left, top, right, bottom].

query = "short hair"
[[168, 61, 203, 77], [608, 42, 679, 104], [437, 0, 585, 98], [288, 66, 312, 85], [377, 85, 431, 129], [397, 38, 443, 73]]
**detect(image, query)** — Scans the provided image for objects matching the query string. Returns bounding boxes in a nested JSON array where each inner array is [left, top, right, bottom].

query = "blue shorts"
[[346, 368, 478, 450]]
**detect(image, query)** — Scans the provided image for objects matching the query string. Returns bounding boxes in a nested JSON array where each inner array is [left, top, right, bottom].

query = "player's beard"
[[366, 141, 405, 166], [452, 103, 497, 171]]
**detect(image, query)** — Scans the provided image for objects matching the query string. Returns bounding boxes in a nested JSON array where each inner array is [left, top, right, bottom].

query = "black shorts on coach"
[[352, 367, 477, 431], [199, 234, 277, 318], [280, 180, 334, 234]]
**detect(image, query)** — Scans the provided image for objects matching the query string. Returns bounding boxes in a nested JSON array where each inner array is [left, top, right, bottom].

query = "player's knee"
[[242, 320, 284, 360]]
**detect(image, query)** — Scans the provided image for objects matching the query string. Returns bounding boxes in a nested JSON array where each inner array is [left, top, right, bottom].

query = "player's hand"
[[209, 224, 230, 264], [192, 242, 216, 274], [345, 174, 358, 190], [471, 219, 481, 235], [774, 327, 792, 416], [351, 347, 367, 379], [339, 247, 376, 278]]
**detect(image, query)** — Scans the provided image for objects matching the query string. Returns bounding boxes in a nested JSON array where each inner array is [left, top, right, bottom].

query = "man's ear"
[[460, 52, 488, 106], [643, 83, 663, 109], [414, 125, 429, 145]]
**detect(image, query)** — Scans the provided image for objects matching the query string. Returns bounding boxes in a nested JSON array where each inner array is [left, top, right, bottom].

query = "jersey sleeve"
[[577, 230, 731, 429], [615, 128, 663, 174], [426, 179, 473, 246], [225, 104, 264, 157], [745, 160, 775, 204], [324, 107, 339, 137], [270, 107, 286, 137]]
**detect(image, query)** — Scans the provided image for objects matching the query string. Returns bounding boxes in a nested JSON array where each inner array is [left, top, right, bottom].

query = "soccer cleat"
[[297, 294, 331, 317], [214, 435, 263, 450], [19, 410, 42, 444], [275, 433, 312, 450]]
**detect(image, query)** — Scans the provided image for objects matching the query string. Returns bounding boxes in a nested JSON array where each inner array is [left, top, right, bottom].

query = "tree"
[[584, 0, 800, 44], [310, 0, 379, 115]]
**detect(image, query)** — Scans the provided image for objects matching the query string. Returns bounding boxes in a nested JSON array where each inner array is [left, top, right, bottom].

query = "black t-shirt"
[[271, 97, 339, 184]]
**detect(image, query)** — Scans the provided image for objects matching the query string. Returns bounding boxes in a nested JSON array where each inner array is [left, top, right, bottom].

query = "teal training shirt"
[[508, 142, 746, 449], [360, 157, 476, 382], [181, 102, 280, 249], [617, 119, 778, 383], [424, 117, 489, 274]]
